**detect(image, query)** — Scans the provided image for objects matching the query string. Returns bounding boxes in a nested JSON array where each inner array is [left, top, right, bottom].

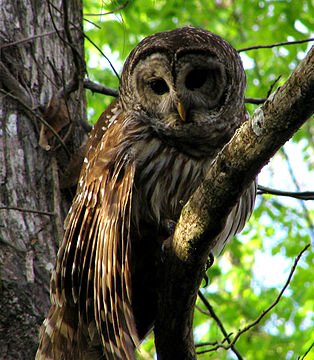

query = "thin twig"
[[245, 97, 266, 104], [47, 0, 85, 92], [0, 206, 55, 216], [245, 76, 281, 105], [47, 1, 120, 79], [82, 17, 101, 29], [0, 29, 67, 49], [47, 0, 67, 45], [198, 291, 231, 342], [299, 342, 314, 360], [196, 335, 233, 349], [266, 75, 281, 98], [258, 185, 314, 200], [46, 0, 81, 100], [196, 336, 233, 355], [206, 244, 310, 353], [84, 0, 130, 16], [281, 148, 314, 239], [61, 0, 85, 77], [198, 290, 243, 360], [83, 32, 120, 79], [84, 79, 118, 97], [195, 341, 219, 348], [238, 38, 314, 52], [195, 304, 210, 316]]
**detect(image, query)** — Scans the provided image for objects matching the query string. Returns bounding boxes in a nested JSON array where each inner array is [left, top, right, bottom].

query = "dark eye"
[[185, 69, 208, 90], [149, 78, 169, 95]]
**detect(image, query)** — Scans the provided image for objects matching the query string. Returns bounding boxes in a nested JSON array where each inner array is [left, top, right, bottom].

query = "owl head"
[[119, 27, 247, 157]]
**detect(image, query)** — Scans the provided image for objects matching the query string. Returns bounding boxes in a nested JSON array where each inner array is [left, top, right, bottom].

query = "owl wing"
[[37, 100, 139, 360], [212, 179, 257, 255]]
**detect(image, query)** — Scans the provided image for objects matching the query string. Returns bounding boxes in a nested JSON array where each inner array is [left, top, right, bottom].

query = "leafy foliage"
[[83, 1, 313, 359]]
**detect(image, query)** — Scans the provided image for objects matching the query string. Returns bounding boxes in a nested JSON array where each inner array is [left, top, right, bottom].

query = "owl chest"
[[132, 139, 210, 225]]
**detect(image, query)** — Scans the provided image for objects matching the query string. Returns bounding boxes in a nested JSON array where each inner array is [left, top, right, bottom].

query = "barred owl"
[[36, 27, 256, 360]]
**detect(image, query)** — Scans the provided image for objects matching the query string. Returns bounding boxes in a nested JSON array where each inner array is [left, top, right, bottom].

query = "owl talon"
[[203, 273, 209, 288], [202, 253, 215, 287], [206, 253, 215, 270], [160, 219, 176, 237], [161, 236, 173, 262]]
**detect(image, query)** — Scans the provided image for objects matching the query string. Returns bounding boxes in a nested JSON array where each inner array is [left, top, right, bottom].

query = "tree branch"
[[154, 46, 314, 359], [258, 185, 314, 200], [0, 28, 68, 50], [46, 1, 120, 79], [0, 206, 55, 216], [280, 147, 314, 239], [205, 244, 310, 353], [198, 291, 243, 360], [84, 78, 119, 97], [245, 97, 266, 104], [299, 342, 314, 360], [238, 38, 314, 52], [83, 0, 131, 16]]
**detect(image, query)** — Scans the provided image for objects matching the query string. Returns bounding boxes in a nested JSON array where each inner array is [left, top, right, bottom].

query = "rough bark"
[[154, 46, 314, 359], [0, 1, 86, 359]]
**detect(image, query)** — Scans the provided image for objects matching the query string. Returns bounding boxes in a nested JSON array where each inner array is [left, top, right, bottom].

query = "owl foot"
[[160, 219, 177, 237], [161, 236, 173, 262], [203, 253, 215, 287]]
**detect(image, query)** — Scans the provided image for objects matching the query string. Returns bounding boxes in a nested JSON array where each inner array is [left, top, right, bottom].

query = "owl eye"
[[185, 69, 208, 90], [149, 78, 169, 95]]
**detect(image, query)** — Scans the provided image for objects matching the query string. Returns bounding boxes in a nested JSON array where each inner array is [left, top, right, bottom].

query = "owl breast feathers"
[[36, 27, 256, 360]]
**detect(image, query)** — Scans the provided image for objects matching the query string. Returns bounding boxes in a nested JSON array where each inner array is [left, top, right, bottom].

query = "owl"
[[36, 27, 256, 360]]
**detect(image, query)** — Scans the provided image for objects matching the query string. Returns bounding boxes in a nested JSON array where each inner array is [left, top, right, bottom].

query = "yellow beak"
[[176, 100, 186, 122]]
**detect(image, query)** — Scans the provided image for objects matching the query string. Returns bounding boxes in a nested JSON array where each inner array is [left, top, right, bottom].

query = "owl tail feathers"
[[35, 304, 80, 360], [35, 303, 131, 360], [99, 301, 140, 360]]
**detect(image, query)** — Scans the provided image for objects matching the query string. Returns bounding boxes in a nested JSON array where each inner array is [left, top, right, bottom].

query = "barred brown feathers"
[[36, 27, 256, 359]]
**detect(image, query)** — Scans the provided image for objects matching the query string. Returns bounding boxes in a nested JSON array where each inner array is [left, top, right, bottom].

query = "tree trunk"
[[0, 1, 86, 359]]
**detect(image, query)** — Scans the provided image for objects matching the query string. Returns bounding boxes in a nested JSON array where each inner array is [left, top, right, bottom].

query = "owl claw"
[[206, 253, 215, 270], [160, 219, 176, 236], [161, 236, 172, 262], [202, 253, 215, 287], [203, 273, 209, 288]]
